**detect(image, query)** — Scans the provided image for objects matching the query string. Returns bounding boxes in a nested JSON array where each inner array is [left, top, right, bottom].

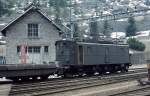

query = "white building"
[[1, 6, 65, 64]]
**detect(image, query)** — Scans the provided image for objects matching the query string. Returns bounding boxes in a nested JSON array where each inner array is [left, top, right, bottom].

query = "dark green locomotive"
[[55, 40, 131, 76]]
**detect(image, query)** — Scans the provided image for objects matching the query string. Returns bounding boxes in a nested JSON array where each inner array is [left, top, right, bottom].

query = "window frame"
[[17, 46, 41, 53], [27, 23, 39, 38], [44, 46, 49, 53]]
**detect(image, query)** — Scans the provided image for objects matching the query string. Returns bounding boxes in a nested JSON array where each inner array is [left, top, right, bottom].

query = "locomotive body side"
[[78, 42, 130, 66]]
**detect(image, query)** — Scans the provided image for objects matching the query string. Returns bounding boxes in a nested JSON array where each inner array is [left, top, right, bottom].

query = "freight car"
[[55, 40, 131, 77], [0, 64, 57, 80]]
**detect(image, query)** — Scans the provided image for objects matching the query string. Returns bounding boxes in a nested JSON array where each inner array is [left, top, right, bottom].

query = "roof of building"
[[1, 5, 66, 36]]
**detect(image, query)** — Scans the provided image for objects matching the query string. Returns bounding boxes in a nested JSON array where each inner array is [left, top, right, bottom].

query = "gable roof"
[[1, 6, 64, 36]]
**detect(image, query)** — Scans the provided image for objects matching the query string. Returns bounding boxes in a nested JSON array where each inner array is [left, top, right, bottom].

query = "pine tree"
[[126, 17, 137, 37], [145, 0, 150, 5], [72, 0, 81, 41], [102, 20, 111, 37], [48, 0, 68, 22], [89, 19, 99, 41], [0, 0, 14, 17], [73, 22, 81, 41]]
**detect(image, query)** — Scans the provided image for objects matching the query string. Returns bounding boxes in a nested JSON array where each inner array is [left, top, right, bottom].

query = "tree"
[[72, 0, 81, 41], [127, 38, 145, 51], [126, 17, 137, 37], [73, 22, 82, 41], [48, 0, 68, 23], [89, 19, 99, 41], [102, 20, 111, 37], [0, 0, 14, 17], [145, 0, 150, 5]]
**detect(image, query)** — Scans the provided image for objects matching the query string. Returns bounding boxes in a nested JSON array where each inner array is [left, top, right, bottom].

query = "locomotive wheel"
[[63, 72, 74, 78], [97, 67, 103, 75], [109, 67, 117, 73], [32, 76, 37, 80], [124, 65, 129, 72], [7, 77, 19, 81], [121, 69, 126, 73], [41, 75, 49, 80], [121, 65, 129, 73], [85, 72, 94, 76], [21, 76, 30, 81]]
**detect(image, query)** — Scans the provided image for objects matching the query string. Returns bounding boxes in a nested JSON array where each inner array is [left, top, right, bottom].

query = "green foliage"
[[90, 20, 98, 37], [73, 23, 81, 41], [0, 0, 14, 17], [49, 0, 67, 8], [145, 0, 150, 5], [126, 17, 137, 37], [127, 38, 145, 51], [48, 0, 68, 20], [102, 20, 111, 36], [89, 19, 100, 41]]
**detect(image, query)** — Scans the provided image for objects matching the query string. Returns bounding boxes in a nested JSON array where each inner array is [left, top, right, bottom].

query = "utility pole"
[[113, 15, 117, 44], [69, 0, 73, 39]]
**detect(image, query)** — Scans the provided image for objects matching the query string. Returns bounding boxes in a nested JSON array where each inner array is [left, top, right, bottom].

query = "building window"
[[28, 23, 39, 38], [28, 47, 32, 53], [44, 46, 48, 53], [17, 46, 20, 53], [17, 46, 41, 53], [28, 46, 41, 53], [17, 46, 27, 53]]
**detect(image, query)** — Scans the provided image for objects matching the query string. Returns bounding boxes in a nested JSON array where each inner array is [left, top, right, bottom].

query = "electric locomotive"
[[55, 39, 131, 77]]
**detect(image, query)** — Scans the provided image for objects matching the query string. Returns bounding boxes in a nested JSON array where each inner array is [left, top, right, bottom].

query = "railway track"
[[110, 86, 150, 96], [9, 68, 148, 96]]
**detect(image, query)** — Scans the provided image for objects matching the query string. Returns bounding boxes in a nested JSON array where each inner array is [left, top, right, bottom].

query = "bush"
[[127, 38, 145, 51]]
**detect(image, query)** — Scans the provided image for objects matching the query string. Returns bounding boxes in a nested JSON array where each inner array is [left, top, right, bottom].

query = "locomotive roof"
[[77, 42, 128, 47], [56, 40, 128, 47]]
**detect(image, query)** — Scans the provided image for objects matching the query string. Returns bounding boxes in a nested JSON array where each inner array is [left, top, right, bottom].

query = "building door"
[[27, 53, 41, 64], [27, 46, 41, 64]]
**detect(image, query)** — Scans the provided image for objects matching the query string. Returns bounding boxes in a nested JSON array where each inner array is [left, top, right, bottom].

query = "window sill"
[[44, 52, 49, 54], [27, 37, 41, 39]]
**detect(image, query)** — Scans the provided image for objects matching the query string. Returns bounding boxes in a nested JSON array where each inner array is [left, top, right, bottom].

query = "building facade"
[[1, 6, 63, 64]]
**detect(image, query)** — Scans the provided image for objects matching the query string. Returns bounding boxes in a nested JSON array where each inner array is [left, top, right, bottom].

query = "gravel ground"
[[0, 84, 12, 96], [130, 64, 147, 69]]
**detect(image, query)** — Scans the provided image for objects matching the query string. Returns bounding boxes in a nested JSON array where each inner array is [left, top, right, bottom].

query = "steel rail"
[[9, 70, 147, 96]]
